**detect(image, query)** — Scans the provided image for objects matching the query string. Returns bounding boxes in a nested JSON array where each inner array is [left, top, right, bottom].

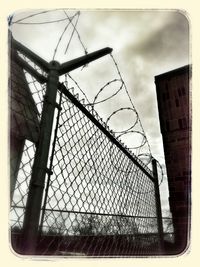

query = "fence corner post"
[[20, 61, 60, 255]]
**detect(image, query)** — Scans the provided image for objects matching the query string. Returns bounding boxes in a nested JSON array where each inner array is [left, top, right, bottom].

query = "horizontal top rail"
[[58, 83, 154, 182], [59, 47, 113, 75]]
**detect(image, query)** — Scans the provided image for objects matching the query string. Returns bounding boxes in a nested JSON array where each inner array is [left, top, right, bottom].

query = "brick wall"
[[155, 65, 191, 254], [9, 33, 40, 200]]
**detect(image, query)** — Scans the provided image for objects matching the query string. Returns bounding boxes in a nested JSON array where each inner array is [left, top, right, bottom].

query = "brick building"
[[9, 33, 40, 201], [155, 65, 191, 254]]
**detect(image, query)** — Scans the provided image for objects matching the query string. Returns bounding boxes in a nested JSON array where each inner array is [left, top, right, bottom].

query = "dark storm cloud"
[[111, 11, 190, 150], [78, 11, 190, 159], [78, 11, 190, 167], [124, 11, 189, 66]]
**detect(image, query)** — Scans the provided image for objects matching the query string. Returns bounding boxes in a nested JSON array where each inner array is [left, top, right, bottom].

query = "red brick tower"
[[155, 65, 191, 254]]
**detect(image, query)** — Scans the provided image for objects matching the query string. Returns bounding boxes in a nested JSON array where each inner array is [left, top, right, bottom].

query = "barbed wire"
[[10, 9, 164, 186], [10, 9, 68, 25], [60, 10, 163, 185], [52, 12, 80, 60], [63, 12, 80, 55], [11, 17, 74, 25], [105, 107, 138, 133], [63, 10, 88, 55]]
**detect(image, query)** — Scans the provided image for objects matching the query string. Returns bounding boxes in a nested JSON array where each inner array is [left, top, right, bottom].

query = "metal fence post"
[[21, 61, 60, 254], [152, 158, 164, 253]]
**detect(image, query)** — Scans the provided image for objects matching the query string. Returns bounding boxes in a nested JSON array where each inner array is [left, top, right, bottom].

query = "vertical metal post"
[[21, 61, 60, 254], [152, 158, 164, 253], [38, 90, 63, 236]]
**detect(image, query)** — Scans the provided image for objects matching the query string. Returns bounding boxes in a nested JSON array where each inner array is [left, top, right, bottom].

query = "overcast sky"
[[10, 9, 190, 213]]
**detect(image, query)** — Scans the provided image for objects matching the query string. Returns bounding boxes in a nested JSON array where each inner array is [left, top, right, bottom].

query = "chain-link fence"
[[9, 35, 173, 256]]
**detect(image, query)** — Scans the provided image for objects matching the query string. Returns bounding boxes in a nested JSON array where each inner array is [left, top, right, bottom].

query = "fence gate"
[[10, 35, 164, 256]]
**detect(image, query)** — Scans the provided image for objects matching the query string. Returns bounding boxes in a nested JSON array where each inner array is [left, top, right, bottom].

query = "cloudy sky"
[[9, 9, 190, 213]]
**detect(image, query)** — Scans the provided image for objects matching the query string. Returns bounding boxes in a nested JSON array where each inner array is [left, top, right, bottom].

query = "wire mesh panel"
[[36, 88, 160, 256]]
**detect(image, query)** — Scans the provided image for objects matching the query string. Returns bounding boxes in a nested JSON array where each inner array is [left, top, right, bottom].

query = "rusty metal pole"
[[152, 158, 164, 253], [21, 61, 60, 254]]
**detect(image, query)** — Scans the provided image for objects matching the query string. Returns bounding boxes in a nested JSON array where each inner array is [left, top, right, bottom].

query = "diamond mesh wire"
[[36, 88, 160, 255]]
